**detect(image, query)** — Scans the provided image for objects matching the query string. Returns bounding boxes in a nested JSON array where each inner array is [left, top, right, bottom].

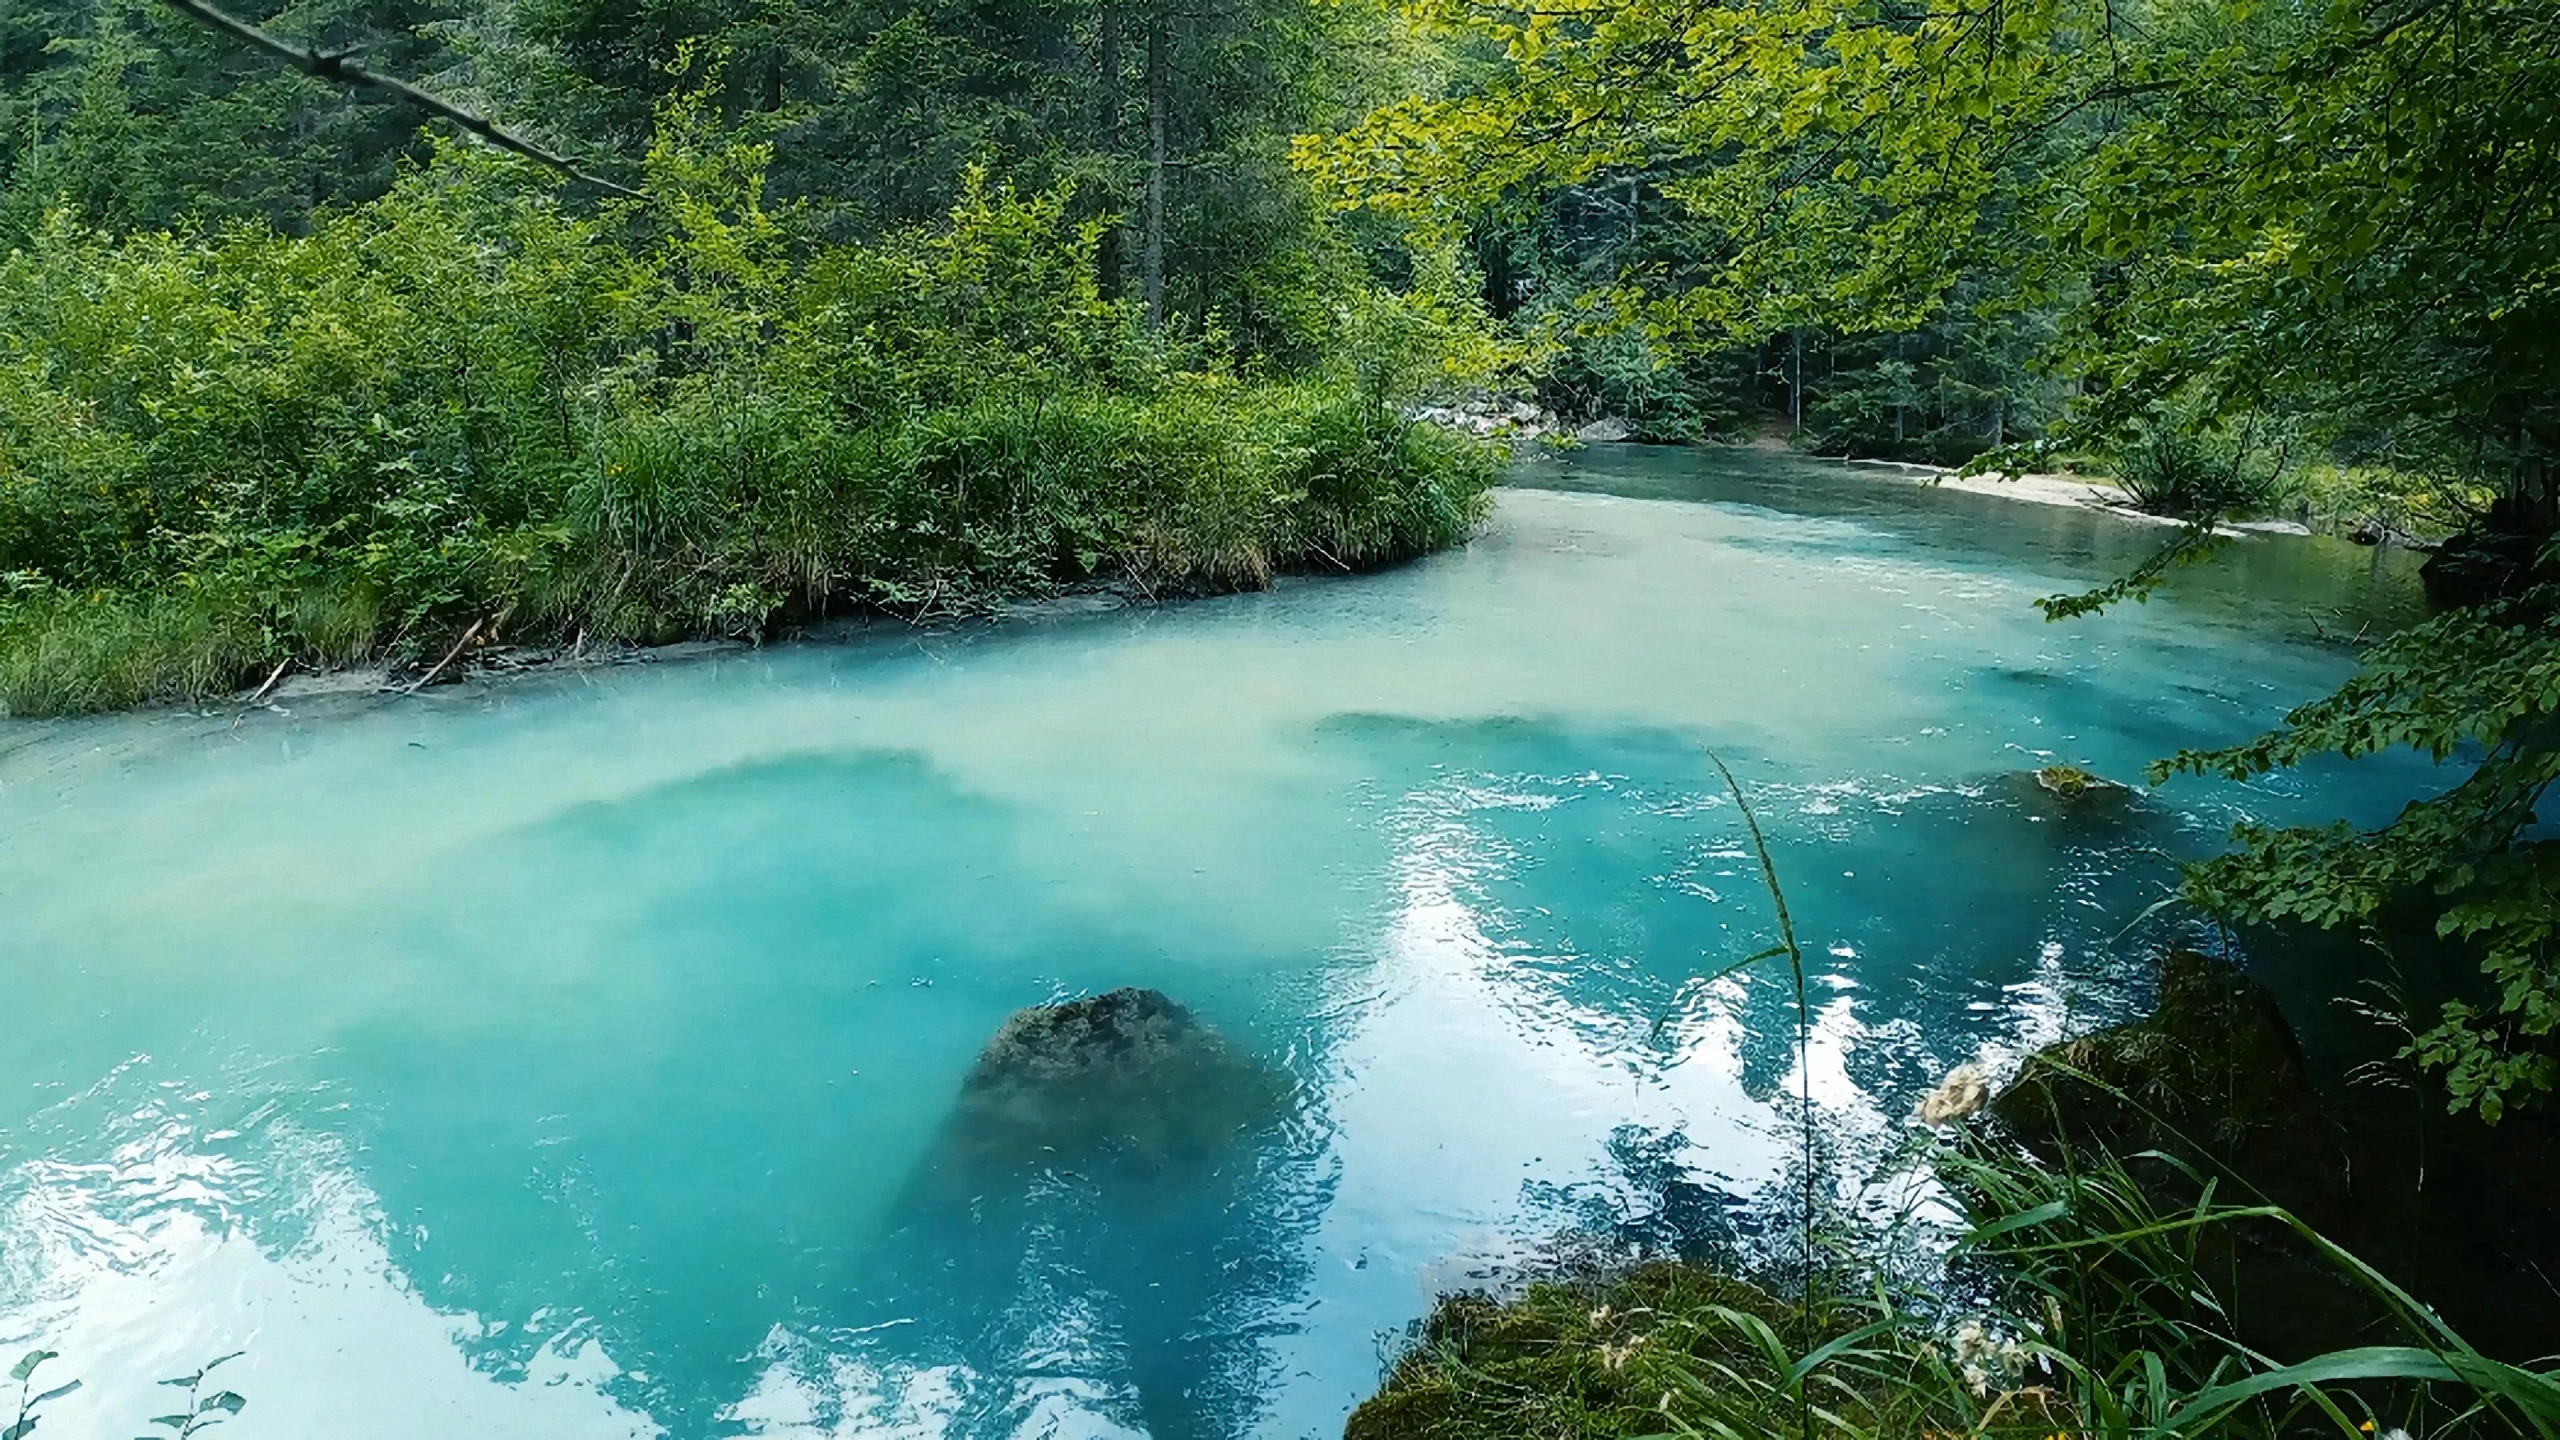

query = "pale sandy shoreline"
[[1828, 455, 2313, 537]]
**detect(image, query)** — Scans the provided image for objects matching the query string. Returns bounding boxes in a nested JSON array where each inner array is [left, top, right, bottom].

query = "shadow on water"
[[1314, 711, 2209, 1108], [300, 748, 1342, 1437]]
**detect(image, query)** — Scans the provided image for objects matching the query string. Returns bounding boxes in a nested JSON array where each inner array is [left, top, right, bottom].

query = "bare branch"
[[156, 0, 641, 198]]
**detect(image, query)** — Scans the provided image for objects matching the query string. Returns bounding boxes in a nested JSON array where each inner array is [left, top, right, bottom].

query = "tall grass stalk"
[[1707, 749, 1819, 1438]]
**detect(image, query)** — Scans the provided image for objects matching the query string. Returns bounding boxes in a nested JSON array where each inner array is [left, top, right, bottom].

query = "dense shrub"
[[2109, 413, 2290, 519], [0, 139, 1494, 715]]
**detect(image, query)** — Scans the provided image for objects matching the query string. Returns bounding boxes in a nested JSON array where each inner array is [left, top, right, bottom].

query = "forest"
[[3, 0, 2559, 1433]]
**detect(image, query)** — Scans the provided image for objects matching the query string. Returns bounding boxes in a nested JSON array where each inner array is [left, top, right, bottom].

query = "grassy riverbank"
[[1356, 1116, 2560, 1440], [0, 144, 1496, 718]]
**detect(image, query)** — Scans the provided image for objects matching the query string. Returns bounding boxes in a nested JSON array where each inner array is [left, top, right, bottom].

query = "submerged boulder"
[[879, 989, 1308, 1440], [1988, 766, 2144, 834], [934, 987, 1293, 1180]]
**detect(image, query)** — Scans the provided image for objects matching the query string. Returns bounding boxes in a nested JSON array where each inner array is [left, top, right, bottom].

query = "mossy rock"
[[1991, 950, 2380, 1357], [1347, 1262, 1799, 1440], [933, 987, 1291, 1181], [2030, 764, 2124, 802], [1992, 950, 2347, 1210]]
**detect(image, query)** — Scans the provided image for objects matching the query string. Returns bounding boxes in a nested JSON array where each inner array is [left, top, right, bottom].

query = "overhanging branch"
[[156, 0, 641, 198]]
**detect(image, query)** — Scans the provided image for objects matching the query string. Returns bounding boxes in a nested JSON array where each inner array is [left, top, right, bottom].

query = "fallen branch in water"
[[154, 0, 640, 197], [246, 657, 292, 706], [401, 619, 485, 694]]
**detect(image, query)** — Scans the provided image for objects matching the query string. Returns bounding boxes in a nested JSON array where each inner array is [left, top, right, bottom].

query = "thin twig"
[[155, 0, 640, 197]]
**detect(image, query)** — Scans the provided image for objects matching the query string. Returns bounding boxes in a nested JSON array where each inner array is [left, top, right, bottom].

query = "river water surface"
[[0, 447, 2442, 1439]]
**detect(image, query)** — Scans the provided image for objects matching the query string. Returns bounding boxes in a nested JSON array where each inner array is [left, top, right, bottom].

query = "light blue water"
[[0, 447, 2440, 1439]]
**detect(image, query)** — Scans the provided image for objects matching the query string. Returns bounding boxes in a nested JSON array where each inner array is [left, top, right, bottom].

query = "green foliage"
[[1302, 0, 2560, 494], [2160, 596, 2560, 1121], [0, 129, 1495, 714], [2108, 411, 2292, 521], [8, 1348, 78, 1440], [0, 0, 459, 240], [1540, 326, 1746, 442], [146, 1351, 247, 1439]]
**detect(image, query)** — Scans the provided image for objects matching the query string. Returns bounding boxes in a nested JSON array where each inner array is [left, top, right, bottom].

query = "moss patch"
[[2031, 764, 2120, 801], [1346, 1262, 1802, 1440]]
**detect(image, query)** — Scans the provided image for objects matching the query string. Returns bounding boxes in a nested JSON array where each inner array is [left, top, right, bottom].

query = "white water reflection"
[[0, 1079, 652, 1440]]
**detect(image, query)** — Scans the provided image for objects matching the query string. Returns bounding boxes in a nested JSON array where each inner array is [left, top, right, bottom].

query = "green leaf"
[[199, 1392, 245, 1415], [7, 1352, 54, 1383], [1963, 1197, 2071, 1242], [2161, 1347, 2464, 1431], [28, 1383, 79, 1406]]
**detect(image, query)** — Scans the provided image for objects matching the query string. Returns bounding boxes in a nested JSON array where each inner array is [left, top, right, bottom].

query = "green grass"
[[1351, 767, 2560, 1440], [0, 382, 1494, 717], [0, 585, 264, 717]]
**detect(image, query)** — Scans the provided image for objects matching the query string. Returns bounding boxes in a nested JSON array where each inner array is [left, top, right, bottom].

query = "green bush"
[[2110, 414, 2288, 519], [0, 134, 1495, 715]]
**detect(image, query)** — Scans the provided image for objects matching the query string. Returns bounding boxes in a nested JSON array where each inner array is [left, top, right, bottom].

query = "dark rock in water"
[[1996, 949, 2351, 1216], [1993, 951, 2375, 1359], [867, 989, 1309, 1440], [1994, 765, 2137, 822], [937, 987, 1291, 1179]]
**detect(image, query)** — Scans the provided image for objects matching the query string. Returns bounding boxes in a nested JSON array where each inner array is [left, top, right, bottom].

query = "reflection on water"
[[1, 450, 2443, 1437]]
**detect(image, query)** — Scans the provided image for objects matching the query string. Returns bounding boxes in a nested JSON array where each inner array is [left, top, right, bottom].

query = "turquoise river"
[[0, 447, 2443, 1439]]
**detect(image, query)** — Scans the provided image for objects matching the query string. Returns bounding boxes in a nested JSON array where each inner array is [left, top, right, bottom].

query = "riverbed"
[[0, 445, 2441, 1439]]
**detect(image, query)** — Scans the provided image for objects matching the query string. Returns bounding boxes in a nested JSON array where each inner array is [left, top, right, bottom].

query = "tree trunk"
[[1099, 6, 1121, 150], [1143, 15, 1168, 330], [1097, 5, 1125, 297], [1789, 329, 1803, 434], [1892, 333, 1905, 446]]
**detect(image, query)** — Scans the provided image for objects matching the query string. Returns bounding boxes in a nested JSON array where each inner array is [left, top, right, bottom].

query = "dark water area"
[[0, 445, 2480, 1436]]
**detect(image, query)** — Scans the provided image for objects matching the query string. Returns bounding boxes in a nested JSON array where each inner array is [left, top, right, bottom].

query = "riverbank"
[[1831, 453, 2334, 538], [1351, 948, 2560, 1439], [0, 456, 2463, 1439]]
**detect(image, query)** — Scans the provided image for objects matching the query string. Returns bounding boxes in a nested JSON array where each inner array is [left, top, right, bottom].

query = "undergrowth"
[[0, 111, 1497, 717]]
